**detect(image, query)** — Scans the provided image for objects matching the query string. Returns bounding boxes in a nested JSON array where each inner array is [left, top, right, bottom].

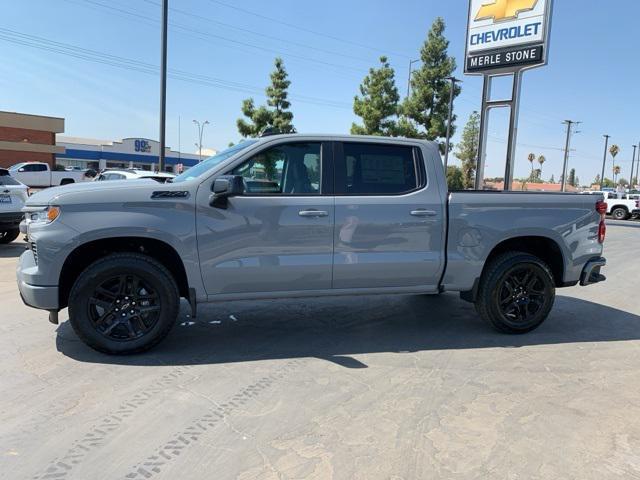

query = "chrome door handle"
[[410, 209, 437, 217], [299, 209, 329, 217]]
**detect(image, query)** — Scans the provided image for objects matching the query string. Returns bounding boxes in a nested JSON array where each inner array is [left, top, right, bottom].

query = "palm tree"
[[527, 153, 536, 172], [613, 165, 621, 184], [609, 145, 620, 181], [537, 155, 546, 178]]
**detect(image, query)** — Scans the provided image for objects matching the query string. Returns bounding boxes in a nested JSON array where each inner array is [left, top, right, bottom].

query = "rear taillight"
[[596, 200, 607, 244], [598, 221, 606, 244]]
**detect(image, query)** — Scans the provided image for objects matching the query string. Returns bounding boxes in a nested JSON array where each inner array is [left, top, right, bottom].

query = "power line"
[[204, 0, 412, 59], [0, 28, 352, 109], [141, 0, 379, 66], [63, 0, 367, 77]]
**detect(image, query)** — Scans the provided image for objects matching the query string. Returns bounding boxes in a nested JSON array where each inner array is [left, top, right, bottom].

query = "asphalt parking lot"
[[1, 222, 640, 479]]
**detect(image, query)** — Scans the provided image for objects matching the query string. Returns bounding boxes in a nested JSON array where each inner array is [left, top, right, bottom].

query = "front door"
[[197, 141, 334, 297], [332, 141, 445, 290]]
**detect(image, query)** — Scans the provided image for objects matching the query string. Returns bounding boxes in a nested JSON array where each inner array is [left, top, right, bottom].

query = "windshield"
[[172, 140, 259, 183], [8, 163, 25, 171]]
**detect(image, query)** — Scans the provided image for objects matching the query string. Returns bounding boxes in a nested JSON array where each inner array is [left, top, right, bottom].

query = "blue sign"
[[134, 139, 151, 153]]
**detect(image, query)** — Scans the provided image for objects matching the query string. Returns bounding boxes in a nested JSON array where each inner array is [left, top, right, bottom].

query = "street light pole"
[[443, 76, 461, 170], [406, 59, 420, 98], [193, 119, 210, 162], [158, 0, 168, 173], [600, 134, 610, 190]]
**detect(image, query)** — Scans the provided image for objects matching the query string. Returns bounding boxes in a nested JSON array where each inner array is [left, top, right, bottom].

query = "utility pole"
[[158, 0, 168, 172], [443, 76, 461, 170], [406, 59, 420, 98], [600, 134, 610, 190], [629, 145, 638, 190], [560, 120, 580, 192], [193, 119, 210, 162]]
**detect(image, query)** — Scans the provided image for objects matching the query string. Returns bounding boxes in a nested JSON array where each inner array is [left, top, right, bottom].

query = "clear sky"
[[1, 0, 639, 183]]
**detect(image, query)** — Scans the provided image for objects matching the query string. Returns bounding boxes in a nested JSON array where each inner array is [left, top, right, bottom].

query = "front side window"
[[231, 142, 321, 195], [336, 143, 419, 195]]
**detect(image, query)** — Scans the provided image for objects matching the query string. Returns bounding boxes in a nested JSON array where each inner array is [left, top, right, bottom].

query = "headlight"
[[26, 206, 60, 226]]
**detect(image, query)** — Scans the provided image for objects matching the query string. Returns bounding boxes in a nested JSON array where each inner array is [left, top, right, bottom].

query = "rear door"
[[332, 141, 445, 290], [196, 141, 335, 296]]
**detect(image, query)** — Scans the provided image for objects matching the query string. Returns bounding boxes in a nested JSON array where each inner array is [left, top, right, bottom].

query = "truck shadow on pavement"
[[55, 293, 640, 369], [0, 241, 26, 258]]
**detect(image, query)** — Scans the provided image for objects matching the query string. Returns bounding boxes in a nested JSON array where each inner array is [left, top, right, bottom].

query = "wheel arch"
[[460, 235, 565, 303], [58, 236, 189, 309]]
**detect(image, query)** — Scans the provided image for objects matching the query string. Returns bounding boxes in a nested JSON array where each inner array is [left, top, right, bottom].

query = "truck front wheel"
[[475, 252, 555, 334], [68, 253, 180, 354]]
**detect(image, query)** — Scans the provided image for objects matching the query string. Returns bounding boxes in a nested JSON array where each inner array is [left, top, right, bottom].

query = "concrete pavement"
[[1, 222, 640, 479]]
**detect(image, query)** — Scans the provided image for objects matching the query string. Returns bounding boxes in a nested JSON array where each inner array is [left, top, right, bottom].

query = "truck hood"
[[25, 179, 180, 206]]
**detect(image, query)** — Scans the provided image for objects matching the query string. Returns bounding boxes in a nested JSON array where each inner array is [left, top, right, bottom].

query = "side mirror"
[[210, 175, 244, 209], [18, 168, 25, 172]]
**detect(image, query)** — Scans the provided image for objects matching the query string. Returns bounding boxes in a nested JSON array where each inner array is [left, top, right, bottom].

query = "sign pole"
[[503, 70, 523, 190], [474, 75, 491, 189]]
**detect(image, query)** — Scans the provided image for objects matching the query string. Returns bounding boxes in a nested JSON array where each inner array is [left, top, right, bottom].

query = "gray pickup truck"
[[16, 134, 608, 354]]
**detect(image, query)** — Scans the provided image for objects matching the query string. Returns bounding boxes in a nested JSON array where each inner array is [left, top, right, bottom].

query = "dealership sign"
[[465, 0, 552, 74]]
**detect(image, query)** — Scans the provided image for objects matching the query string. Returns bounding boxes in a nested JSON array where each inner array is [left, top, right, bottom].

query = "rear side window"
[[0, 175, 20, 186], [335, 143, 420, 195]]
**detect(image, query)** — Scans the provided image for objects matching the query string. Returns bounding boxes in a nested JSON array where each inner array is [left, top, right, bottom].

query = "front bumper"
[[580, 256, 606, 286], [16, 249, 59, 310]]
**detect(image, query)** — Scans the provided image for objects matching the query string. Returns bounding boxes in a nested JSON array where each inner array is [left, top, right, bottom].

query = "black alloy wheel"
[[88, 274, 161, 342]]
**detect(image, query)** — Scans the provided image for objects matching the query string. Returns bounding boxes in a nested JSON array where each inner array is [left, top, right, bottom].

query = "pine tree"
[[351, 56, 400, 136], [266, 58, 294, 133], [550, 174, 555, 183], [568, 168, 576, 187], [237, 57, 295, 137], [454, 111, 479, 189], [399, 18, 459, 149]]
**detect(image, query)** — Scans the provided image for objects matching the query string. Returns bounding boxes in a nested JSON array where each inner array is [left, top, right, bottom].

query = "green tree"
[[351, 56, 400, 136], [237, 57, 294, 137], [549, 174, 555, 183], [613, 165, 621, 184], [527, 153, 536, 173], [568, 168, 576, 187], [446, 165, 464, 190], [400, 17, 460, 149], [266, 58, 294, 133], [537, 155, 546, 175], [601, 177, 615, 188], [454, 111, 479, 189]]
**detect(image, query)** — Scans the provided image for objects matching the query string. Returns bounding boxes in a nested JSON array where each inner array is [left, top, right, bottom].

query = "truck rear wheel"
[[68, 253, 179, 354], [475, 252, 555, 334]]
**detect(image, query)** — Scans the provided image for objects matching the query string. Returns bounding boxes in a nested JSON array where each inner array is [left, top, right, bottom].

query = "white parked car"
[[0, 168, 28, 244], [8, 162, 90, 188], [94, 169, 176, 183]]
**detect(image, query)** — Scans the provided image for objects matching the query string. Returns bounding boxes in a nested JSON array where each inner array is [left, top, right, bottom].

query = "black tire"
[[611, 207, 628, 220], [0, 229, 20, 244], [68, 253, 179, 354], [475, 252, 555, 334]]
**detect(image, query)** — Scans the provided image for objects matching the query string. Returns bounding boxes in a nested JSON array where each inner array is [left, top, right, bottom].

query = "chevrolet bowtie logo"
[[475, 0, 538, 22]]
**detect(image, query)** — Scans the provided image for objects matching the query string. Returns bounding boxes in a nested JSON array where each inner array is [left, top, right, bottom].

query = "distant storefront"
[[0, 111, 65, 169], [56, 136, 213, 173]]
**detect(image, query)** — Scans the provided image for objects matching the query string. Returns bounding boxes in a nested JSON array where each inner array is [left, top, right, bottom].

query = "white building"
[[55, 136, 215, 173]]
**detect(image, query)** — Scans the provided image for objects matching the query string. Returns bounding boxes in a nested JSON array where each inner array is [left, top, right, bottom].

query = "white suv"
[[0, 168, 28, 244]]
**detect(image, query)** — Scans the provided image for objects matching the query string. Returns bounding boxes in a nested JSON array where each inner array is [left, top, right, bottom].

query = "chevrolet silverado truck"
[[16, 134, 608, 354], [9, 162, 90, 188]]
